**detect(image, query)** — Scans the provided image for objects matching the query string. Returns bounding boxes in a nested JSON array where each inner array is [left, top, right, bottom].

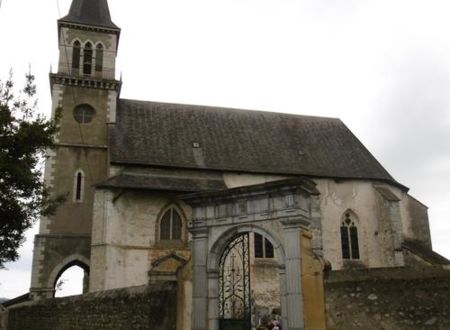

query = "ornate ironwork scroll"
[[219, 233, 251, 325]]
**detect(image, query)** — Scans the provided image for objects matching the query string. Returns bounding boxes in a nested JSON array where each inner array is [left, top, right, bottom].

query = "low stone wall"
[[6, 283, 177, 330], [0, 307, 7, 330], [325, 267, 450, 330]]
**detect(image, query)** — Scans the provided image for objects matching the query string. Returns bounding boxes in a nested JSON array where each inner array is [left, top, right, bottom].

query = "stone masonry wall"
[[6, 283, 177, 330], [325, 267, 450, 330]]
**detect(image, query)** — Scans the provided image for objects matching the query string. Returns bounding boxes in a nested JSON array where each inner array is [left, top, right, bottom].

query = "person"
[[272, 320, 280, 330]]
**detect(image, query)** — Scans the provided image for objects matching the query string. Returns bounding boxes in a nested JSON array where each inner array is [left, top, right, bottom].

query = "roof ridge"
[[118, 98, 340, 121]]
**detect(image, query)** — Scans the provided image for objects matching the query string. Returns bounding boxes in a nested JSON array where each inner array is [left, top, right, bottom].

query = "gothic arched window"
[[95, 44, 104, 73], [340, 211, 360, 260], [72, 41, 81, 73], [83, 42, 93, 75], [73, 170, 85, 202], [160, 207, 183, 241]]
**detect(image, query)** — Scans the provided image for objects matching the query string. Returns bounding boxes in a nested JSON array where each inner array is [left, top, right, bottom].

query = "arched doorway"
[[218, 231, 283, 330], [54, 264, 87, 297], [218, 233, 251, 330], [182, 177, 317, 330], [48, 255, 90, 298]]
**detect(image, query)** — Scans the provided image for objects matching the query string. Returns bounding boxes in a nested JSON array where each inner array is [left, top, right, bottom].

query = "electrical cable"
[[54, 0, 106, 188]]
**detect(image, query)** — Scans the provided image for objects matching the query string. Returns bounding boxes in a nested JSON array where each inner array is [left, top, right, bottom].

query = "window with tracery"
[[72, 41, 81, 72], [340, 211, 360, 259], [254, 233, 274, 258], [160, 207, 183, 241], [83, 42, 93, 75], [95, 44, 103, 72]]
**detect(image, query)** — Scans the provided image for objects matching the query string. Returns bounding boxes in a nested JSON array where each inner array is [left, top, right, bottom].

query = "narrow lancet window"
[[83, 42, 93, 75], [254, 232, 263, 258], [160, 212, 171, 240], [76, 173, 82, 200], [340, 211, 360, 260], [73, 170, 84, 202], [172, 210, 182, 240], [95, 44, 104, 73], [72, 41, 81, 73]]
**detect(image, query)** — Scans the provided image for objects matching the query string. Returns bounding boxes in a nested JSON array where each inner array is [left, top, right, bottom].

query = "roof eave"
[[108, 161, 409, 192]]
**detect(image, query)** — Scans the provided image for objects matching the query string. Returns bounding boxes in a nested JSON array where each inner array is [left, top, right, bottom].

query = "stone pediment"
[[148, 252, 188, 283]]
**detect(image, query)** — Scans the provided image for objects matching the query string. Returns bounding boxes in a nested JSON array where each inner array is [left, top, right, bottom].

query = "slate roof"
[[180, 177, 320, 204], [1, 293, 30, 308], [110, 99, 405, 189], [403, 240, 450, 265], [97, 174, 227, 192], [59, 0, 119, 30]]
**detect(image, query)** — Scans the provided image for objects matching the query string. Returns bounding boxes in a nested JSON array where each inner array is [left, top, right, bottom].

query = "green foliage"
[[0, 71, 63, 269]]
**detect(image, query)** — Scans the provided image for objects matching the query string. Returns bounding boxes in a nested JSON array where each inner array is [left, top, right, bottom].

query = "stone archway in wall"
[[47, 254, 90, 297], [210, 225, 285, 330], [181, 178, 319, 330]]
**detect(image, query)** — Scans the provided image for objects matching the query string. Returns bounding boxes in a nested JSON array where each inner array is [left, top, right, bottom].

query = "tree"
[[0, 71, 63, 269]]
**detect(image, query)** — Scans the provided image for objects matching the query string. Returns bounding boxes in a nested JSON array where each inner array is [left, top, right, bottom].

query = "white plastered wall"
[[90, 189, 191, 291], [223, 173, 287, 188], [315, 179, 408, 270], [90, 170, 421, 289]]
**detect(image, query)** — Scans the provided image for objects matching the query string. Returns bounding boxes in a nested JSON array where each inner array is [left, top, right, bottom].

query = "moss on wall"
[[7, 284, 177, 330], [325, 267, 450, 330]]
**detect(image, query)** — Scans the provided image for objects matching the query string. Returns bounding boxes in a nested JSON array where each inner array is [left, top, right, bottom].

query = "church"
[[16, 0, 450, 329]]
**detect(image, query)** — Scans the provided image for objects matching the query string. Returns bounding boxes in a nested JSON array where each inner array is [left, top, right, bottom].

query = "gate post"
[[279, 267, 289, 328], [191, 226, 209, 330], [282, 217, 309, 330], [207, 270, 219, 330]]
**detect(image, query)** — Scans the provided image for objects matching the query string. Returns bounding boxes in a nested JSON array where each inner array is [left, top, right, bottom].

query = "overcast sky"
[[0, 0, 449, 298]]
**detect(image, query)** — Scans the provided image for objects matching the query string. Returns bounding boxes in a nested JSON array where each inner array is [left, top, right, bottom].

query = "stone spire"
[[59, 0, 119, 29]]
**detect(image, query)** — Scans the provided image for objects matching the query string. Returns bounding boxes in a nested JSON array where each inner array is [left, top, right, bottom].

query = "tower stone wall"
[[30, 4, 121, 299]]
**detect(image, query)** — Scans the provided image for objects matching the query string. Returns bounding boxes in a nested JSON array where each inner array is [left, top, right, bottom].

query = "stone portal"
[[181, 178, 319, 330]]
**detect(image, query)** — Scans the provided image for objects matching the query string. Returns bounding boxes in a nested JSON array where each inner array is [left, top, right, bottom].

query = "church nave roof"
[[110, 99, 405, 190]]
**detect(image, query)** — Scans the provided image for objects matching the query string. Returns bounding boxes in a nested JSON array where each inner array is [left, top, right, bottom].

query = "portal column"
[[278, 267, 289, 328], [190, 225, 209, 330], [282, 217, 309, 330], [207, 270, 220, 330]]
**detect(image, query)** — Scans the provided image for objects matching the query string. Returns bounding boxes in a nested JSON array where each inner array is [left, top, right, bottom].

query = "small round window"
[[73, 104, 95, 124]]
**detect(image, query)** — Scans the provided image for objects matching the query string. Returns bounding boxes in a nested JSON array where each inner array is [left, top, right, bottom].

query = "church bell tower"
[[30, 0, 121, 299]]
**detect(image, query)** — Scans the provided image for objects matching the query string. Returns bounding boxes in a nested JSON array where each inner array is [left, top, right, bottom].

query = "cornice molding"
[[50, 73, 121, 92]]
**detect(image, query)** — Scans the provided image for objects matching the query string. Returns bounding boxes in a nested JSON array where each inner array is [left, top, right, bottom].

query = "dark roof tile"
[[110, 99, 404, 189], [59, 0, 119, 29], [403, 240, 450, 265], [97, 174, 227, 192]]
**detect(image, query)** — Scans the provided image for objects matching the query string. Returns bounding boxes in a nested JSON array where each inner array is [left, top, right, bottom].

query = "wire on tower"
[[56, 0, 62, 17]]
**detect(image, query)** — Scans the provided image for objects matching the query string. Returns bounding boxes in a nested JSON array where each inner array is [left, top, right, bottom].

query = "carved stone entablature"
[[50, 73, 121, 91], [181, 177, 319, 229], [59, 22, 120, 37]]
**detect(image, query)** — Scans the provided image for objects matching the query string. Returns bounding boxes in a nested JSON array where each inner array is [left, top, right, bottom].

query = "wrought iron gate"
[[219, 233, 251, 330]]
